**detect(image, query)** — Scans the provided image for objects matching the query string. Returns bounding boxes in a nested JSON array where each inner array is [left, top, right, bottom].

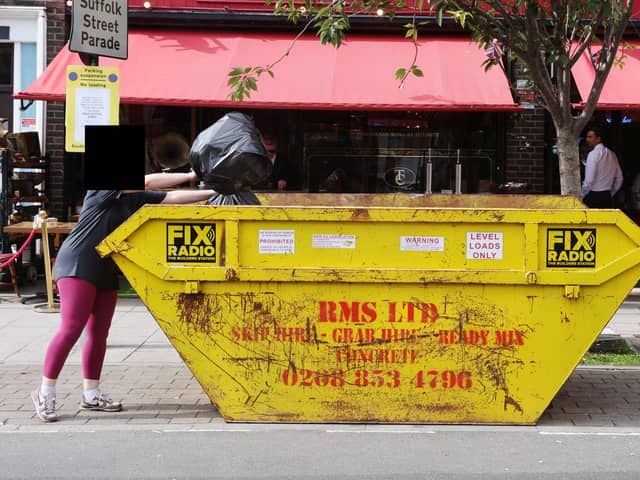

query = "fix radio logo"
[[546, 228, 596, 268], [167, 223, 217, 263]]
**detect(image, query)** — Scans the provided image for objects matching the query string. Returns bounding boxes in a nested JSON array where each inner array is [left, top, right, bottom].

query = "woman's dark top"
[[54, 190, 166, 290]]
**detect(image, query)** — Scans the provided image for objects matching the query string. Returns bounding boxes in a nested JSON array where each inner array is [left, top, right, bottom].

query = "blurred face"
[[585, 130, 601, 148], [263, 139, 277, 162]]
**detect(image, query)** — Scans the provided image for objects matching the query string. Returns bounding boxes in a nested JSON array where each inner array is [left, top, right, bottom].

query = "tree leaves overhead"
[[227, 0, 430, 102], [416, 0, 633, 195], [226, 0, 634, 196]]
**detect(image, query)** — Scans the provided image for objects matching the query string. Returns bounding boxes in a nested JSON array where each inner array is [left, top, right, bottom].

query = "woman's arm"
[[145, 171, 198, 190], [161, 189, 217, 204]]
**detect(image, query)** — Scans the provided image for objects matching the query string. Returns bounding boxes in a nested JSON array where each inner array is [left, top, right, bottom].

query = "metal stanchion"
[[33, 211, 60, 313], [455, 149, 462, 195], [425, 148, 432, 195]]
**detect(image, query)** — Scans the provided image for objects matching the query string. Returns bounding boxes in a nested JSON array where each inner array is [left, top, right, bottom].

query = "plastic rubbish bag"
[[205, 191, 261, 205], [189, 112, 272, 195]]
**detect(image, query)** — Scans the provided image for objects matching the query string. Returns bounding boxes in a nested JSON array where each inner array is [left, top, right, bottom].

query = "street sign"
[[69, 0, 128, 60]]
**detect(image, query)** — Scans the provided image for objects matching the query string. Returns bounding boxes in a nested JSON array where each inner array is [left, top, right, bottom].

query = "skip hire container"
[[97, 194, 640, 424]]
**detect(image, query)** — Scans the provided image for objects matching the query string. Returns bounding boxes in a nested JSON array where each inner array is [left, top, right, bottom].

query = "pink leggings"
[[43, 277, 118, 380]]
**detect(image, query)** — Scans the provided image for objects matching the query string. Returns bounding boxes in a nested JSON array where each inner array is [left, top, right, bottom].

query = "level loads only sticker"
[[466, 232, 503, 259], [166, 223, 218, 263], [546, 228, 596, 267]]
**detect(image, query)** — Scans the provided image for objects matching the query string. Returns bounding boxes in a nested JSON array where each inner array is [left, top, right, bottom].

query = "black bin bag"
[[189, 112, 272, 196]]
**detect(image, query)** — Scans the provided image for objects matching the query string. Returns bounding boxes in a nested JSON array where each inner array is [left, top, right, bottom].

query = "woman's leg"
[[82, 287, 118, 381], [33, 277, 96, 422], [80, 287, 122, 412], [42, 277, 97, 380]]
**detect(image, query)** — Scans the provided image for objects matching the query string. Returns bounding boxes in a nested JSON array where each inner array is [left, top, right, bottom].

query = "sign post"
[[66, 0, 126, 153]]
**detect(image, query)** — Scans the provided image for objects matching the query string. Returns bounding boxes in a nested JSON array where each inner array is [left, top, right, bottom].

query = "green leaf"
[[395, 68, 407, 80], [435, 7, 443, 26], [411, 66, 424, 77]]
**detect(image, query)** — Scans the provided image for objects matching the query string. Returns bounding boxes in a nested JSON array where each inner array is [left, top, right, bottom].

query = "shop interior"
[[59, 107, 504, 217]]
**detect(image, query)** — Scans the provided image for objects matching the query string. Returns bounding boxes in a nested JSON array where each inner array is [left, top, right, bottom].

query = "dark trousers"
[[583, 190, 612, 209]]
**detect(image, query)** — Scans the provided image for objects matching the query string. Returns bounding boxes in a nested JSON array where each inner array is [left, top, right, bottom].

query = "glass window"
[[138, 106, 502, 194], [301, 111, 499, 194], [0, 43, 13, 86]]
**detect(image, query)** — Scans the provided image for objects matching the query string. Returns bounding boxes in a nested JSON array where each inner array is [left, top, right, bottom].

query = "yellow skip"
[[98, 194, 640, 424]]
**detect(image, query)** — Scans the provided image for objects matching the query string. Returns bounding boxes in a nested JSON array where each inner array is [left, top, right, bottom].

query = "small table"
[[4, 221, 76, 312], [3, 221, 76, 235]]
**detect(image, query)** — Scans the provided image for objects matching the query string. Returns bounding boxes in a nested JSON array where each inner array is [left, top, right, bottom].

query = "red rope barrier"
[[0, 229, 37, 269]]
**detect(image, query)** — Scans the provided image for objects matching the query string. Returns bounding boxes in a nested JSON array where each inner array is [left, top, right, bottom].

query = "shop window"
[[302, 111, 499, 194], [143, 107, 501, 194], [0, 43, 13, 133]]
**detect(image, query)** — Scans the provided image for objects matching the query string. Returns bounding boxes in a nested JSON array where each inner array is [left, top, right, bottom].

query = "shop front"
[[13, 1, 640, 219], [14, 23, 520, 215], [571, 39, 640, 219]]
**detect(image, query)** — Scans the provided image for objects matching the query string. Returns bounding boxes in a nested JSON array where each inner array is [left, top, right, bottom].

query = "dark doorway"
[[0, 43, 14, 132]]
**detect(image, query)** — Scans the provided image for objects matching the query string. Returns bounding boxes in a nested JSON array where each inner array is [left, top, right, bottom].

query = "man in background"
[[255, 132, 296, 191], [582, 127, 623, 208]]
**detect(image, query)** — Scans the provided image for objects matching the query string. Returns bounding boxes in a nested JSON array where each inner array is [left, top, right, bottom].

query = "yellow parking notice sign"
[[65, 65, 119, 152]]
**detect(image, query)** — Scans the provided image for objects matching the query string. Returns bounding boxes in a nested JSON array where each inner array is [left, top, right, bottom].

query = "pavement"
[[2, 280, 640, 430]]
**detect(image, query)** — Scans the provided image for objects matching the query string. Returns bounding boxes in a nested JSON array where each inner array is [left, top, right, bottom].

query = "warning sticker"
[[546, 228, 596, 267], [259, 230, 295, 254], [312, 234, 356, 249], [167, 223, 218, 263], [466, 232, 503, 260], [400, 236, 445, 252]]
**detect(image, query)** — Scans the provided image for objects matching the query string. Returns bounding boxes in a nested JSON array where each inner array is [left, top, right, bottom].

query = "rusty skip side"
[[98, 201, 640, 424]]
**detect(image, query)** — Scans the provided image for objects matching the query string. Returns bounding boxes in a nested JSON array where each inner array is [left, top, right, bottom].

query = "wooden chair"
[[0, 253, 20, 298]]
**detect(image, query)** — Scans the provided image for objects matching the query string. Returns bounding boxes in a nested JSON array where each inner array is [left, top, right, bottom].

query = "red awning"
[[16, 30, 518, 111], [574, 40, 640, 109]]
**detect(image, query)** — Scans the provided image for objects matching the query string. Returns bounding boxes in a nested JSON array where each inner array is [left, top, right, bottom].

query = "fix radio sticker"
[[166, 223, 218, 263], [546, 228, 596, 267]]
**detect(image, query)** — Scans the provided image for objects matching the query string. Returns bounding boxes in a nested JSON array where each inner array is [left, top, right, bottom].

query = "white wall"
[[0, 6, 47, 150]]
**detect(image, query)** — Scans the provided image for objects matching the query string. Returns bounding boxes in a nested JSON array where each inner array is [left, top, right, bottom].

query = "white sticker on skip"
[[312, 234, 356, 249], [400, 236, 445, 252], [466, 232, 503, 260], [259, 230, 295, 254]]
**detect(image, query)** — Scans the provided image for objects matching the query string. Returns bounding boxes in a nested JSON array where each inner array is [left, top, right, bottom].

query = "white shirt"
[[582, 143, 623, 197]]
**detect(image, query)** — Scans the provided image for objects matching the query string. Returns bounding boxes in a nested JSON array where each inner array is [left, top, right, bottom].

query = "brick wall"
[[504, 62, 546, 193], [43, 2, 66, 219]]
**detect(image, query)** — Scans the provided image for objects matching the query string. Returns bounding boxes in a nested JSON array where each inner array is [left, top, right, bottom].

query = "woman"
[[31, 171, 215, 422]]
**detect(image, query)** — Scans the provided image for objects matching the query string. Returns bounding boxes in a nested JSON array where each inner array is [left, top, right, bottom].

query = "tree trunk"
[[556, 127, 582, 197]]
